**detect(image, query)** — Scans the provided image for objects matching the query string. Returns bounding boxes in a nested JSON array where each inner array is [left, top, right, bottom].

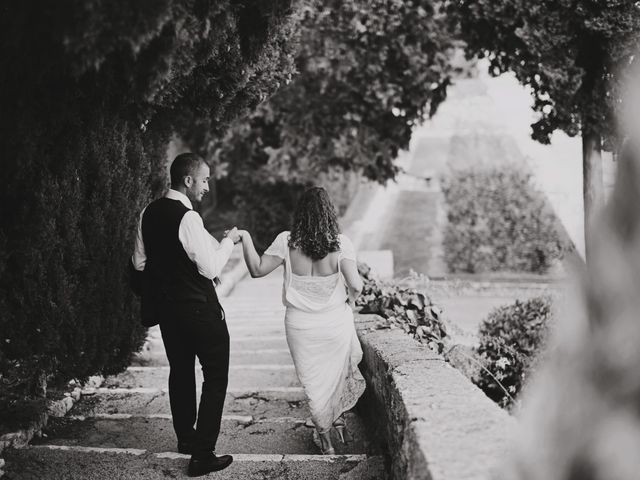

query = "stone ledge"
[[355, 314, 514, 480], [0, 376, 103, 459]]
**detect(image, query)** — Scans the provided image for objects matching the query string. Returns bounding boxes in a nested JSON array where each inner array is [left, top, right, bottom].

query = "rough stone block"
[[70, 388, 81, 401], [48, 396, 74, 417], [356, 313, 514, 480]]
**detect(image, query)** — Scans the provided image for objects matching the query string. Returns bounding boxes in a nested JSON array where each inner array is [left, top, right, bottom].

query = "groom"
[[131, 153, 240, 476]]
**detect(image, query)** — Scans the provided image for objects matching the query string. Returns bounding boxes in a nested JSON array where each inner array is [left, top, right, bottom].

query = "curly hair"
[[289, 187, 341, 260]]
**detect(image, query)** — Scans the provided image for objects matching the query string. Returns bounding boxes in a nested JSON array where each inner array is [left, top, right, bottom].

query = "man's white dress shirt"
[[132, 189, 234, 282]]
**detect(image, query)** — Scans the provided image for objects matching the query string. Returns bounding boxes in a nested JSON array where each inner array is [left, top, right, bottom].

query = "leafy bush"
[[475, 296, 552, 408], [356, 263, 447, 353], [442, 166, 564, 273]]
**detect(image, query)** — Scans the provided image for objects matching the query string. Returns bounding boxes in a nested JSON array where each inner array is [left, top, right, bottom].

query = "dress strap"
[[284, 244, 293, 290]]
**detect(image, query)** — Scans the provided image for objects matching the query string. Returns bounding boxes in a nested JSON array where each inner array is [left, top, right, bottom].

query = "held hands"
[[223, 227, 242, 245]]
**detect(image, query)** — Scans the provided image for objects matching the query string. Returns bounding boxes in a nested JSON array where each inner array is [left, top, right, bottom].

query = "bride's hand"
[[223, 227, 242, 244]]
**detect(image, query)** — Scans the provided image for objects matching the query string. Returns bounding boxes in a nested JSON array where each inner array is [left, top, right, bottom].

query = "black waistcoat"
[[141, 198, 220, 306]]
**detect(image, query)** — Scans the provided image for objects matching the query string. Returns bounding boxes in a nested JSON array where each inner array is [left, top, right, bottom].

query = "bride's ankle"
[[316, 429, 333, 448]]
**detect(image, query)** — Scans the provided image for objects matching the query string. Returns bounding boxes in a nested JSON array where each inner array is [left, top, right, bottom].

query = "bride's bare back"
[[289, 249, 340, 277], [289, 244, 362, 296], [239, 230, 363, 299]]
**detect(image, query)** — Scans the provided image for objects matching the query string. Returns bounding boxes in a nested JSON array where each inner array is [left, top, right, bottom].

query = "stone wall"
[[355, 314, 514, 480]]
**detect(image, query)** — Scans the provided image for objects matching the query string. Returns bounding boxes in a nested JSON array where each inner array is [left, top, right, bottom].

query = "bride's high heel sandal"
[[316, 429, 335, 455], [332, 415, 351, 444]]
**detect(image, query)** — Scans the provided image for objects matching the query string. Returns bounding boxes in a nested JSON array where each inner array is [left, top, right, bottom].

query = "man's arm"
[[131, 207, 147, 271], [179, 211, 235, 280]]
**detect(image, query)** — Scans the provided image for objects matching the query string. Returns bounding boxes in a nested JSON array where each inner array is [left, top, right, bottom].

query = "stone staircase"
[[3, 271, 385, 479]]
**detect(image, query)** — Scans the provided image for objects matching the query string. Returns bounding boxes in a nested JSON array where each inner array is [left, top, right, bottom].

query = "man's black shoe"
[[188, 453, 233, 477]]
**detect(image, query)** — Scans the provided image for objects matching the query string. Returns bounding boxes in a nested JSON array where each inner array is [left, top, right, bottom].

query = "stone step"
[[33, 414, 371, 455], [70, 390, 309, 419], [101, 366, 301, 391], [144, 319, 287, 339], [227, 325, 287, 335], [227, 287, 284, 295], [133, 349, 294, 367], [224, 309, 285, 316], [140, 336, 290, 353], [3, 446, 385, 479], [226, 300, 285, 307], [146, 323, 287, 334]]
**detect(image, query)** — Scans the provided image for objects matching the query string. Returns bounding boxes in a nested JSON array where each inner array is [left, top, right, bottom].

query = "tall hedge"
[[0, 1, 298, 397]]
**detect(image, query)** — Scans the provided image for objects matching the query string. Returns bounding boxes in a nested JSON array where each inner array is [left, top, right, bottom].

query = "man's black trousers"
[[159, 301, 229, 456]]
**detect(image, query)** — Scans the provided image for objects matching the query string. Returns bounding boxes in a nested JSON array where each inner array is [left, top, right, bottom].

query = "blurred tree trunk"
[[582, 128, 604, 262]]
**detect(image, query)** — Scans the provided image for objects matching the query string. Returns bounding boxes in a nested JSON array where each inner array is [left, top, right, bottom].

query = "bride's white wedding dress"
[[264, 231, 366, 431]]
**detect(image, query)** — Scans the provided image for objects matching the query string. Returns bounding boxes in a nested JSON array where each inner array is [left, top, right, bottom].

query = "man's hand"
[[224, 227, 242, 245]]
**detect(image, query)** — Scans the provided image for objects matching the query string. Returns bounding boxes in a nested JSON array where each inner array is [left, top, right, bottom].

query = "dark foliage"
[[0, 1, 298, 397], [448, 0, 640, 143], [221, 179, 309, 253], [356, 263, 447, 353]]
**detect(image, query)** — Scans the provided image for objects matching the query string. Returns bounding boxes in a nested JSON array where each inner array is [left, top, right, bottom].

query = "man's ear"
[[183, 176, 193, 188]]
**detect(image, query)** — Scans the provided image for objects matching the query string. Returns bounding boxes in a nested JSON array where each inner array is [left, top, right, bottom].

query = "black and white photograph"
[[1, 1, 640, 479]]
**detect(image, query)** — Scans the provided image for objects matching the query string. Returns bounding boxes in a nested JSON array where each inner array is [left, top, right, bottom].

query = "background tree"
[[209, 0, 457, 249], [0, 1, 298, 400], [448, 0, 640, 260]]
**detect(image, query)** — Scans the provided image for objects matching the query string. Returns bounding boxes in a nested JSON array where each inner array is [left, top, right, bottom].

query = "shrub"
[[356, 263, 447, 353], [474, 296, 552, 408], [442, 166, 564, 273]]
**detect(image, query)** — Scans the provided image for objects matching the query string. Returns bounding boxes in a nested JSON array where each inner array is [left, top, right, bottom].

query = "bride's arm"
[[239, 230, 283, 278], [340, 258, 363, 303]]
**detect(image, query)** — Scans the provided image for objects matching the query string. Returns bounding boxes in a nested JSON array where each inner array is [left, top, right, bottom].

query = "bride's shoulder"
[[273, 230, 291, 246], [264, 231, 291, 258], [338, 234, 356, 258], [338, 233, 352, 244]]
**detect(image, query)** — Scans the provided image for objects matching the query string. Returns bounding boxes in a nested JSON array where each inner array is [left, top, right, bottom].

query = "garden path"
[[2, 272, 385, 479]]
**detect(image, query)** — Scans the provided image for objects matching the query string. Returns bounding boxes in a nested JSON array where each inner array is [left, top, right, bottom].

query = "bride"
[[238, 186, 366, 454]]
